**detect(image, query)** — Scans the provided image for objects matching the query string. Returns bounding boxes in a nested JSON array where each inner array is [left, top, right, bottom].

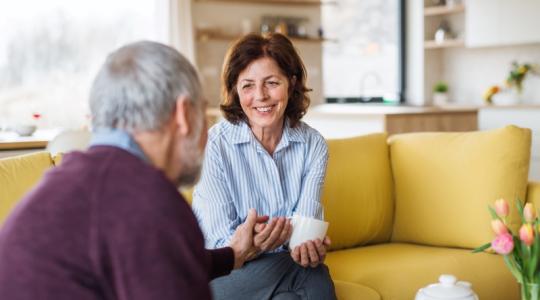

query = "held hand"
[[290, 236, 331, 268], [253, 217, 292, 253], [229, 209, 263, 269]]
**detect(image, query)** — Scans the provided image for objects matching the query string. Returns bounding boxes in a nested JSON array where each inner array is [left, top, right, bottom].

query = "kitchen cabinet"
[[466, 0, 540, 47], [478, 106, 540, 180]]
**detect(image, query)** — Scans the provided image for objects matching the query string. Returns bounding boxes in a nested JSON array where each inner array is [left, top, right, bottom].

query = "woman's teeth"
[[256, 106, 272, 112]]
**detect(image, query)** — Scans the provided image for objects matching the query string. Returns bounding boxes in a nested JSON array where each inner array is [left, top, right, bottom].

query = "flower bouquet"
[[474, 199, 540, 300], [482, 61, 539, 104]]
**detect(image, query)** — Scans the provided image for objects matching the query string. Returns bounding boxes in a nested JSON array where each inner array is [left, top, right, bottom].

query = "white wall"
[[442, 44, 540, 104]]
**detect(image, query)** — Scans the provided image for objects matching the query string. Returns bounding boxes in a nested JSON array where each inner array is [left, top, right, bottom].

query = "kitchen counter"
[[304, 104, 478, 138], [307, 103, 477, 116], [0, 129, 60, 159]]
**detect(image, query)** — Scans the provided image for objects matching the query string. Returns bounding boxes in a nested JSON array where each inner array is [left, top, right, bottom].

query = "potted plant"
[[433, 81, 449, 106]]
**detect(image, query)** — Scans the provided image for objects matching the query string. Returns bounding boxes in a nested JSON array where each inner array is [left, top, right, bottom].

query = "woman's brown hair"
[[220, 33, 311, 127]]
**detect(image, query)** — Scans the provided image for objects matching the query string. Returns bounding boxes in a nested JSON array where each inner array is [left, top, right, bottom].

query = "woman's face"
[[236, 57, 290, 132]]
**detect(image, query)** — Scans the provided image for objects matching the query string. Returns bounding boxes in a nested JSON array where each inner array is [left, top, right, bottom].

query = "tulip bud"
[[520, 224, 535, 246], [491, 219, 508, 235], [524, 203, 537, 223], [491, 232, 514, 255], [494, 198, 509, 218]]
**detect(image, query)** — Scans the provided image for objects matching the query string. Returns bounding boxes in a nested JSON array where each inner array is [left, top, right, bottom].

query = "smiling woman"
[[0, 0, 163, 130], [192, 33, 336, 300]]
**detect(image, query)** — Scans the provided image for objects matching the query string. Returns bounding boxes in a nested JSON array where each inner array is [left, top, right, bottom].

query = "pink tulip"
[[491, 219, 508, 235], [520, 224, 535, 246], [491, 233, 514, 255], [494, 198, 509, 218], [524, 203, 537, 223]]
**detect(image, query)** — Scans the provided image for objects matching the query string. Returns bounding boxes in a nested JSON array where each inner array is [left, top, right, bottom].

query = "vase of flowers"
[[482, 62, 539, 105], [474, 199, 540, 300]]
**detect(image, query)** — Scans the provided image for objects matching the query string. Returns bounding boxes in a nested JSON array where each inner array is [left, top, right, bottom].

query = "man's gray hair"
[[89, 41, 202, 131]]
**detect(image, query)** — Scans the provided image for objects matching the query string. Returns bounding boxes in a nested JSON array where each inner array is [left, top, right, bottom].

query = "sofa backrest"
[[0, 152, 54, 225], [323, 133, 394, 251], [527, 182, 540, 210], [389, 125, 531, 249]]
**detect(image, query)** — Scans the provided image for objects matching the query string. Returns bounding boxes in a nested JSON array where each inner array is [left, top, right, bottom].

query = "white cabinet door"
[[466, 0, 501, 47], [466, 0, 540, 47]]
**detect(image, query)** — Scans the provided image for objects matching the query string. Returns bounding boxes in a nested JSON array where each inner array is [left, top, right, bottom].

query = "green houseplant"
[[432, 81, 449, 106]]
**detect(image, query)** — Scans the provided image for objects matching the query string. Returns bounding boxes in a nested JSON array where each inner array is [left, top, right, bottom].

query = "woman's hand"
[[253, 217, 292, 253], [290, 236, 331, 268]]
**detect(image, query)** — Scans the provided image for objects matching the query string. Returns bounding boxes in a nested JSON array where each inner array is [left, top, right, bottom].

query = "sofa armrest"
[[527, 181, 540, 207]]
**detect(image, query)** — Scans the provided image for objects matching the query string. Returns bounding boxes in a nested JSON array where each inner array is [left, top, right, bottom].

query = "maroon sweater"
[[0, 146, 234, 300]]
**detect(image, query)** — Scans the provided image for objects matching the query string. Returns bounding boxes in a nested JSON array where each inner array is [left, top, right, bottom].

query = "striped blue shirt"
[[192, 119, 329, 250]]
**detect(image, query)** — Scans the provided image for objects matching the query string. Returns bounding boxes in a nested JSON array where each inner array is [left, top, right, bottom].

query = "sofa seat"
[[333, 280, 380, 300], [326, 243, 519, 300]]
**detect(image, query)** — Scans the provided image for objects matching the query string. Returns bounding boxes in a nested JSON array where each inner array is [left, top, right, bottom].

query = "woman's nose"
[[254, 84, 268, 101]]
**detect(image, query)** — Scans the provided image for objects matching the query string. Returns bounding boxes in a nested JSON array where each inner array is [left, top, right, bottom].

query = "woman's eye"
[[267, 81, 279, 86], [242, 84, 253, 90]]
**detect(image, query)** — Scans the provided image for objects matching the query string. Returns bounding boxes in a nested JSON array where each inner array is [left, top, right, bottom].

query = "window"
[[0, 0, 162, 129], [322, 0, 404, 104]]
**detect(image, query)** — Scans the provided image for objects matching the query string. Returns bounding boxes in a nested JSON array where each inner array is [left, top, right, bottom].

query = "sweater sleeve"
[[207, 247, 235, 279], [91, 172, 220, 300]]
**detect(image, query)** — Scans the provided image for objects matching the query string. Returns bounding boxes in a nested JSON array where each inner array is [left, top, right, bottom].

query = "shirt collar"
[[89, 128, 149, 162], [229, 118, 306, 146]]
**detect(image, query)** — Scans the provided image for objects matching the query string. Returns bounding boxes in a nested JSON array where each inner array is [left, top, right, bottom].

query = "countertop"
[[0, 129, 60, 151], [306, 103, 540, 116]]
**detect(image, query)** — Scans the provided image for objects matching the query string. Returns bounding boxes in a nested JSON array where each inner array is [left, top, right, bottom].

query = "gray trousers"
[[210, 252, 337, 300]]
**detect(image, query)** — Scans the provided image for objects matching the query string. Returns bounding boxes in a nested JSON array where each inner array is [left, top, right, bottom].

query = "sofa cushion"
[[326, 243, 519, 300], [389, 126, 531, 249], [333, 280, 380, 300], [323, 133, 394, 251], [0, 152, 53, 225]]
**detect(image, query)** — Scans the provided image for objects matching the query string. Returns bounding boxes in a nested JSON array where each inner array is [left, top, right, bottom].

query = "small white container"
[[415, 274, 478, 300], [288, 215, 328, 250], [14, 124, 37, 137]]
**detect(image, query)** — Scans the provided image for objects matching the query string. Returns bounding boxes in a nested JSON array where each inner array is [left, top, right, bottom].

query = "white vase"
[[433, 92, 448, 106], [492, 90, 522, 105]]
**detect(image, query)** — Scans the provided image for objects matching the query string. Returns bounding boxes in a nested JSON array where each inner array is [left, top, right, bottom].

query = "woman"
[[192, 33, 336, 300]]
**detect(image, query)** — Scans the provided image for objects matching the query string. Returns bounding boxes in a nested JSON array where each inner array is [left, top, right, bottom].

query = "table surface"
[[0, 129, 61, 151]]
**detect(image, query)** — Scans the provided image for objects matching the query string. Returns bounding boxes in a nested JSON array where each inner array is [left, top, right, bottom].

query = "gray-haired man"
[[0, 41, 263, 300]]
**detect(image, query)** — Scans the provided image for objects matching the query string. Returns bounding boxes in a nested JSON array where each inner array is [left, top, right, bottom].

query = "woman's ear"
[[289, 76, 297, 94]]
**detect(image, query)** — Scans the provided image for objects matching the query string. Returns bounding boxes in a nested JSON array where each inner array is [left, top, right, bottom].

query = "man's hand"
[[290, 236, 331, 268], [229, 209, 267, 269], [253, 217, 292, 253]]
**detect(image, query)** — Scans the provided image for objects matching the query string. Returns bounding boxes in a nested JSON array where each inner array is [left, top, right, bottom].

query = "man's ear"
[[174, 95, 191, 136]]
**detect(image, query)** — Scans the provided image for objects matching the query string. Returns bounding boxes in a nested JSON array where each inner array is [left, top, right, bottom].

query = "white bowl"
[[14, 124, 37, 137]]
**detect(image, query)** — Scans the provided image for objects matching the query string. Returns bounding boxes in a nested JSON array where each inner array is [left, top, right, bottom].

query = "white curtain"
[[156, 0, 196, 64]]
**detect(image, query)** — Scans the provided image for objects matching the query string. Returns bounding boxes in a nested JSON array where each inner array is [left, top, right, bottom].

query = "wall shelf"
[[195, 0, 337, 5], [197, 32, 334, 43], [424, 39, 464, 49], [424, 4, 465, 16]]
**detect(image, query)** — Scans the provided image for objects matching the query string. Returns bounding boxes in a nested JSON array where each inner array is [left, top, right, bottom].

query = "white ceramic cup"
[[288, 214, 329, 250]]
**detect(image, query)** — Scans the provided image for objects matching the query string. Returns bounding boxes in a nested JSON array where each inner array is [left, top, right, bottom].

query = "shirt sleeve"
[[293, 133, 329, 220], [192, 139, 241, 249]]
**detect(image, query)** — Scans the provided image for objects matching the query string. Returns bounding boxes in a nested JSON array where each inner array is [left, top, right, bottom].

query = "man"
[[0, 41, 262, 299]]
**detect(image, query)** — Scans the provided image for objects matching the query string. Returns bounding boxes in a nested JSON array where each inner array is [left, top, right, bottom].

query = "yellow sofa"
[[1, 125, 539, 299]]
